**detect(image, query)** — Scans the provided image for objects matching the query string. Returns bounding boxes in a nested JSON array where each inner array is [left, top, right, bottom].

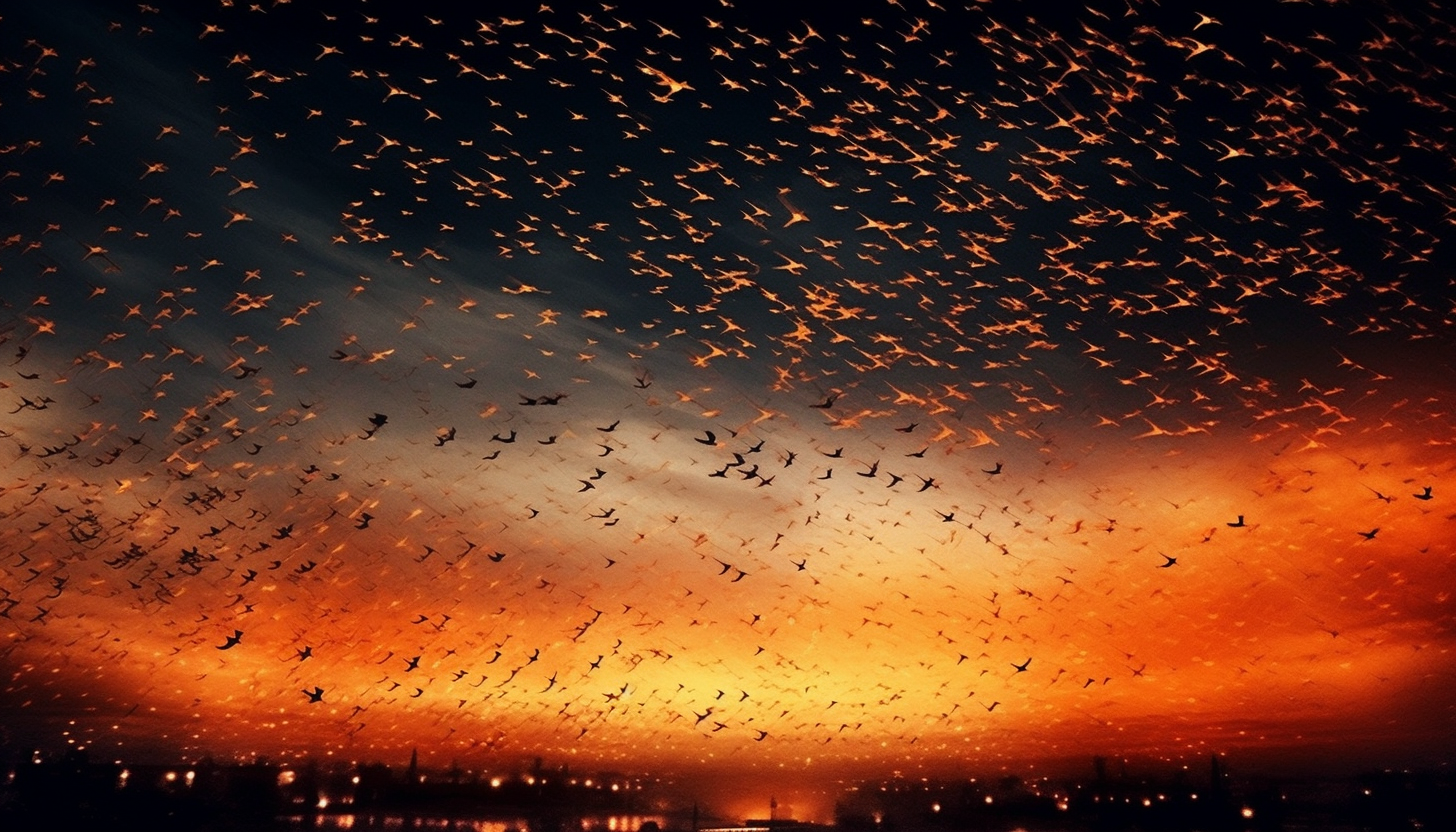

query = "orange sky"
[[1, 0, 1454, 809]]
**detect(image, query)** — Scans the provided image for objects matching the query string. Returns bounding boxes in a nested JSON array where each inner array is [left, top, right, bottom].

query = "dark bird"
[[810, 392, 839, 409], [1357, 528, 1379, 540], [1413, 486, 1433, 500], [983, 462, 1003, 475], [1158, 553, 1177, 568], [696, 430, 717, 445], [1367, 487, 1395, 504], [1227, 515, 1246, 527], [216, 629, 243, 650], [303, 686, 324, 703], [361, 412, 388, 438], [1011, 657, 1031, 673]]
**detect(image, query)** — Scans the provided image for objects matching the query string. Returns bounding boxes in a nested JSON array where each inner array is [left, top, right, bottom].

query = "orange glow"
[[0, 0, 1453, 808]]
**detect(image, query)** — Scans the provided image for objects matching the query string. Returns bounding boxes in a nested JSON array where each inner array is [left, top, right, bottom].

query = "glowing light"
[[1242, 807, 1255, 819]]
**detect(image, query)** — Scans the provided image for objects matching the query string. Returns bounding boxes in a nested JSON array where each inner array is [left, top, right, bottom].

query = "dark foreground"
[[2, 754, 1451, 832]]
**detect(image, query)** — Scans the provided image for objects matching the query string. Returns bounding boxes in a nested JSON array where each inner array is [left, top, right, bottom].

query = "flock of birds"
[[0, 0, 1452, 780]]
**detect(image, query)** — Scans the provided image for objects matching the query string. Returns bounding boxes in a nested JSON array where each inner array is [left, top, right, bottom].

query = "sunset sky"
[[1, 0, 1453, 814]]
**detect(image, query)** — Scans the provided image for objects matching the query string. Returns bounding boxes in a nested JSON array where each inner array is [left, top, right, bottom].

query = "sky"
[[1, 0, 1454, 815]]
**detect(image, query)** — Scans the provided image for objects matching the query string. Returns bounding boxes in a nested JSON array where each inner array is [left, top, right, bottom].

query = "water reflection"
[[281, 814, 667, 832]]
